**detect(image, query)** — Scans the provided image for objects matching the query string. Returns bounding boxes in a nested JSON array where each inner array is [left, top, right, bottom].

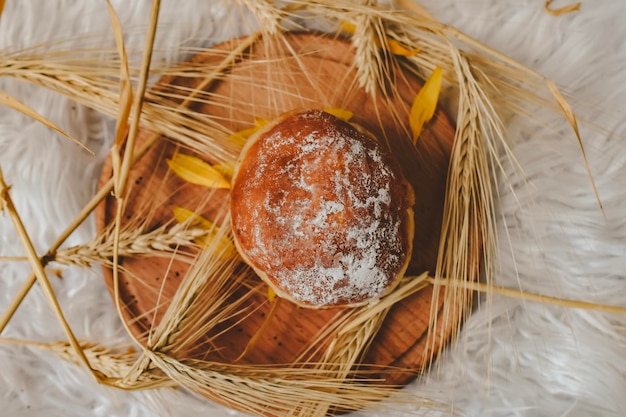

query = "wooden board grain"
[[96, 32, 469, 392]]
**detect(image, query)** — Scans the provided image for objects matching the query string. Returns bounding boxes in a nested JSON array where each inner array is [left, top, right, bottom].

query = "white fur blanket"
[[0, 1, 624, 416]]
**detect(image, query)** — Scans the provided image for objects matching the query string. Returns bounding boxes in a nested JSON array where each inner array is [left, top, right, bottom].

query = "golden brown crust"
[[230, 110, 414, 308]]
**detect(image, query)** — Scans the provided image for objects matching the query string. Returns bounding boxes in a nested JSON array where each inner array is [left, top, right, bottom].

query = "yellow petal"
[[227, 118, 268, 147], [167, 153, 231, 189], [254, 117, 269, 128], [409, 67, 443, 143], [173, 206, 214, 229], [173, 207, 236, 255], [267, 286, 277, 302], [213, 161, 237, 183], [323, 108, 354, 121], [341, 20, 356, 34], [386, 39, 420, 57], [228, 127, 258, 147], [544, 0, 581, 16]]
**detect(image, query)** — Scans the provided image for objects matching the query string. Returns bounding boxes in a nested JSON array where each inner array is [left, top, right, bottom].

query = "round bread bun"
[[230, 109, 415, 308]]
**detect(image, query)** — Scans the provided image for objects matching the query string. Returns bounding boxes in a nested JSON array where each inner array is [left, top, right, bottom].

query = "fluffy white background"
[[0, 1, 624, 416]]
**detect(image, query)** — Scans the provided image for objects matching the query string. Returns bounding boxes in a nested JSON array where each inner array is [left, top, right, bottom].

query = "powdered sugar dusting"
[[231, 110, 409, 306]]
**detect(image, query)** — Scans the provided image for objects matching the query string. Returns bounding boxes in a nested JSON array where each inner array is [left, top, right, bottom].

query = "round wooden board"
[[97, 33, 466, 391]]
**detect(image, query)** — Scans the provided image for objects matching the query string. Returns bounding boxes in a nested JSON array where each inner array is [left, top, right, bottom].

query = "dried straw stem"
[[0, 56, 236, 163], [0, 90, 93, 155], [0, 28, 261, 341], [426, 277, 626, 315], [0, 168, 111, 384], [121, 220, 245, 383], [0, 119, 164, 335], [290, 273, 430, 415]]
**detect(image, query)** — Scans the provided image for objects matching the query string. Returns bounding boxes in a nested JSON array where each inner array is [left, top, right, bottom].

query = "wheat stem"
[[52, 223, 206, 268], [426, 277, 626, 315], [0, 7, 260, 363], [0, 168, 113, 384]]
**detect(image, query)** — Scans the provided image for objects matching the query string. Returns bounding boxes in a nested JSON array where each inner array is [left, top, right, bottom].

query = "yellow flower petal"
[[167, 153, 231, 189], [409, 66, 443, 143], [228, 127, 257, 147], [173, 206, 214, 229], [254, 117, 269, 128], [227, 118, 269, 147], [341, 20, 356, 34], [267, 286, 277, 302], [173, 206, 236, 255], [323, 108, 354, 121], [213, 161, 237, 183], [386, 39, 420, 57]]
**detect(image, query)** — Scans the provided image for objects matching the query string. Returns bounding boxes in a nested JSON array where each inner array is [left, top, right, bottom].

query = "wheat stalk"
[[426, 277, 626, 315], [0, 168, 114, 385], [425, 46, 500, 361], [349, 1, 388, 96], [0, 337, 174, 390], [233, 0, 284, 35], [120, 216, 248, 384], [146, 351, 417, 417], [52, 222, 207, 268], [0, 26, 262, 339]]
